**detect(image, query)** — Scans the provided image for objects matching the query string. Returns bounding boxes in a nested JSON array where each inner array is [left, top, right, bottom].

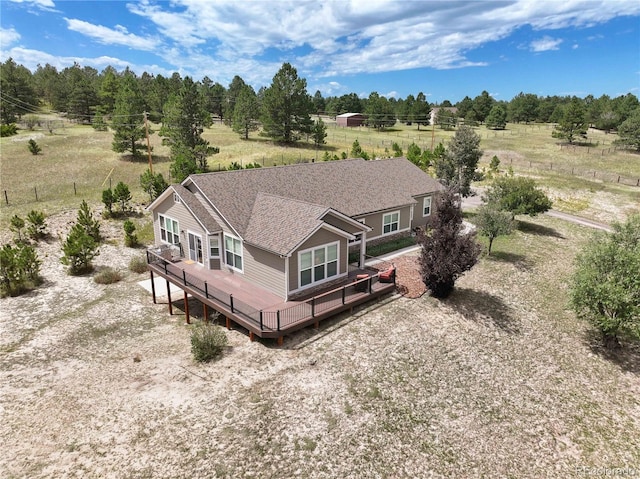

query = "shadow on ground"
[[517, 220, 565, 239], [485, 251, 534, 271], [445, 287, 520, 334], [584, 330, 640, 375]]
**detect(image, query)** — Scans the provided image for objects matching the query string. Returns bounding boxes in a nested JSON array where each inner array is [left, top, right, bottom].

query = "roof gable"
[[189, 157, 442, 240]]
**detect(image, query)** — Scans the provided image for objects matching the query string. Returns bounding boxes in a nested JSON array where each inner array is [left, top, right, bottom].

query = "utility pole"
[[144, 112, 153, 174]]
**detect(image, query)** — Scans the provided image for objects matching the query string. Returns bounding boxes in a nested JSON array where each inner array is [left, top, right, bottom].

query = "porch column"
[[359, 231, 367, 269], [150, 270, 156, 304], [184, 291, 190, 324]]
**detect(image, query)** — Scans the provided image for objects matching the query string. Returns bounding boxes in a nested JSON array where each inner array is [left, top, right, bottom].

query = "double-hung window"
[[423, 196, 432, 217], [382, 211, 399, 235], [224, 235, 243, 271], [299, 243, 339, 288], [209, 236, 220, 258], [159, 214, 180, 244]]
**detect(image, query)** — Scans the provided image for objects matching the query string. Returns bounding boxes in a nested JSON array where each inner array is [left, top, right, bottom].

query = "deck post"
[[184, 291, 190, 324], [225, 316, 231, 330], [182, 270, 187, 286], [277, 310, 281, 331], [311, 297, 315, 318], [230, 294, 234, 313], [259, 311, 263, 330], [150, 270, 156, 304], [203, 303, 209, 322], [204, 281, 209, 299], [277, 336, 284, 346], [368, 277, 372, 294], [167, 280, 173, 315], [249, 331, 255, 342], [342, 287, 346, 305]]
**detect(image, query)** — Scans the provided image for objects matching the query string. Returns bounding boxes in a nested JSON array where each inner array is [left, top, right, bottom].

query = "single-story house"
[[146, 157, 443, 342], [430, 107, 458, 125], [336, 113, 366, 127]]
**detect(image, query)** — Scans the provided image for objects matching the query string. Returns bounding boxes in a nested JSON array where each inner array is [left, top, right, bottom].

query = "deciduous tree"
[[483, 176, 552, 218], [475, 205, 513, 254], [570, 214, 640, 348]]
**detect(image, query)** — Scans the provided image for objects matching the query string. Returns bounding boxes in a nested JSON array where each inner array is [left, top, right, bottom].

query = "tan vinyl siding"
[[361, 205, 412, 240], [154, 195, 207, 256], [243, 244, 286, 298], [322, 213, 363, 235], [288, 228, 347, 292], [411, 194, 433, 229]]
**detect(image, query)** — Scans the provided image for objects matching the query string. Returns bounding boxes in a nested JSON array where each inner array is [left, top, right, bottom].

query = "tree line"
[[2, 58, 640, 182]]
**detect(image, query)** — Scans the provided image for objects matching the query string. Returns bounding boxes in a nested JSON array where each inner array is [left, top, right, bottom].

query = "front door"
[[188, 232, 203, 265]]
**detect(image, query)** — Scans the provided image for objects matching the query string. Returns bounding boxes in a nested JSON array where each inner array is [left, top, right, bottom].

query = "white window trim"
[[209, 235, 220, 259], [423, 196, 432, 217], [158, 214, 180, 245], [223, 233, 244, 273], [382, 210, 400, 236], [298, 241, 340, 290]]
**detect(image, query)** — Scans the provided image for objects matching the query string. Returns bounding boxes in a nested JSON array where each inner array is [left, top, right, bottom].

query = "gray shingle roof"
[[172, 184, 221, 233], [244, 193, 333, 255], [187, 157, 443, 242]]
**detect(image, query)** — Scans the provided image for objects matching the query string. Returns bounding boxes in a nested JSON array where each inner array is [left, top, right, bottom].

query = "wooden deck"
[[146, 251, 396, 343]]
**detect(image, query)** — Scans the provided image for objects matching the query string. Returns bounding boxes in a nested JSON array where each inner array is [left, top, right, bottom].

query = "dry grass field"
[[1, 117, 639, 478]]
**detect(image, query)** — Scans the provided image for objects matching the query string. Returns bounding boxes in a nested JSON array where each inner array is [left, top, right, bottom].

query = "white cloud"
[[2, 46, 173, 77], [5, 0, 640, 92], [530, 36, 563, 52], [65, 18, 160, 51], [8, 0, 55, 9], [1, 27, 21, 46], [122, 0, 639, 82]]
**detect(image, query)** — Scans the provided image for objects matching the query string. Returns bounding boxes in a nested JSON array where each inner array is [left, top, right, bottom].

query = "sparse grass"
[[93, 267, 123, 284], [128, 254, 149, 274]]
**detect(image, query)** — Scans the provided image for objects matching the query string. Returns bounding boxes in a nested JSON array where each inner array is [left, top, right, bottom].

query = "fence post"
[[74, 182, 77, 195], [34, 186, 38, 201], [4, 190, 7, 205]]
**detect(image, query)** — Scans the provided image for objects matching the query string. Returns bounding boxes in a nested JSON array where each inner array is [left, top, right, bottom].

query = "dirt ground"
[[1, 209, 639, 478]]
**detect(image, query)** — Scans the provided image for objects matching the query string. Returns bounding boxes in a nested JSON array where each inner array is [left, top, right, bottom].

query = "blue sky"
[[1, 0, 639, 104]]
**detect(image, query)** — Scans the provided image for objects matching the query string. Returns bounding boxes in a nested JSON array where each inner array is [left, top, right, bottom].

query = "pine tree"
[[76, 200, 101, 242], [232, 85, 260, 139], [552, 98, 587, 144], [111, 73, 147, 158], [260, 63, 314, 143]]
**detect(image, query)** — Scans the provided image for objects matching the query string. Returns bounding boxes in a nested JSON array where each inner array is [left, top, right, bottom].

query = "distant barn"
[[336, 113, 366, 127]]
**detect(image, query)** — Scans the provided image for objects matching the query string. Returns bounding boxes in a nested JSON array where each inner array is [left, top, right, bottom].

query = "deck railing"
[[146, 250, 395, 332]]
